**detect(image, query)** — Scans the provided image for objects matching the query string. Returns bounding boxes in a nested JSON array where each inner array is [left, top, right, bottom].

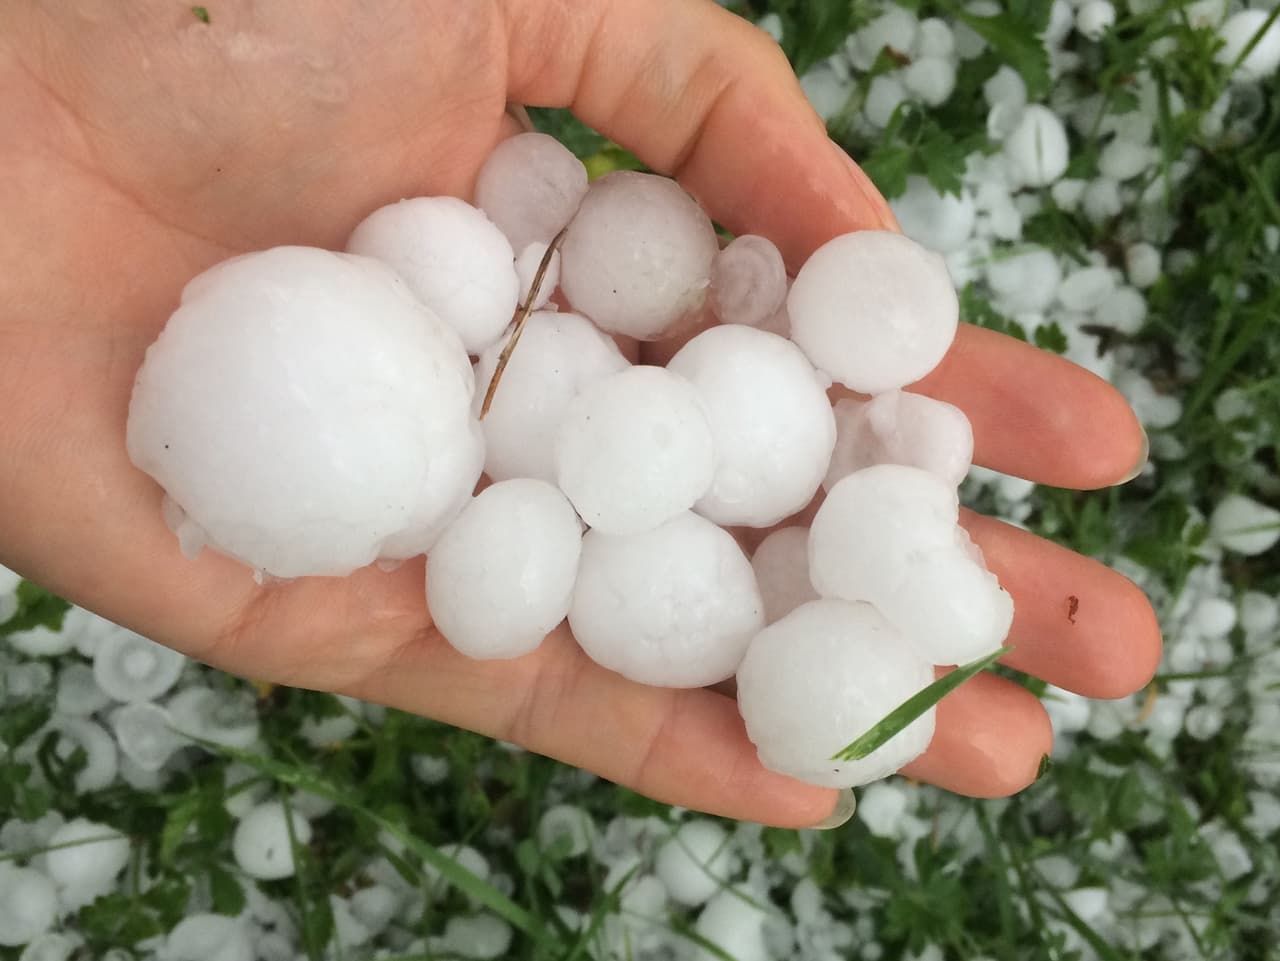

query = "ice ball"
[[708, 235, 789, 329], [1004, 105, 1070, 187], [825, 391, 974, 490], [751, 527, 819, 624], [427, 479, 582, 659], [43, 819, 130, 891], [1217, 10, 1280, 80], [569, 512, 764, 687], [891, 176, 977, 253], [0, 866, 57, 947], [736, 599, 936, 787], [536, 804, 595, 858], [514, 242, 561, 311], [788, 231, 959, 395], [166, 914, 253, 961], [473, 132, 589, 253], [233, 801, 312, 880], [655, 820, 738, 907], [560, 171, 719, 339], [93, 629, 185, 703], [1209, 494, 1280, 556]]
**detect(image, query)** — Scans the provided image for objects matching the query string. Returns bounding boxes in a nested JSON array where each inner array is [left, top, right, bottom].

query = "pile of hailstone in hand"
[[127, 131, 1013, 789]]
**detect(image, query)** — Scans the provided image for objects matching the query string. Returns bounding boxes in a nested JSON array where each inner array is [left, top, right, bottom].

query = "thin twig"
[[480, 227, 568, 419]]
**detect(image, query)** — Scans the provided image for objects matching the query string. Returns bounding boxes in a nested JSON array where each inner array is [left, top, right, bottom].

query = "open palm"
[[0, 0, 1159, 827]]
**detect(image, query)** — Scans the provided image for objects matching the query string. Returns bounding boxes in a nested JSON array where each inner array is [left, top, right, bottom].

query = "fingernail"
[[1119, 426, 1149, 484], [811, 788, 857, 830]]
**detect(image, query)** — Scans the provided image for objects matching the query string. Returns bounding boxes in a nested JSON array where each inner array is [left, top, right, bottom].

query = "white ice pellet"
[[233, 801, 311, 881], [167, 686, 260, 749], [857, 781, 911, 838], [789, 231, 958, 395], [111, 701, 185, 771], [983, 66, 1027, 111], [1050, 177, 1087, 211], [1082, 177, 1124, 222], [655, 821, 738, 907], [1095, 285, 1148, 333], [17, 933, 82, 961], [751, 528, 819, 625], [43, 819, 130, 891], [128, 247, 481, 579], [569, 512, 764, 688], [0, 866, 57, 947], [1075, 0, 1116, 39], [667, 325, 836, 527], [474, 310, 629, 483], [1241, 590, 1279, 637], [50, 719, 118, 793], [1213, 387, 1254, 423], [1216, 10, 1280, 81], [55, 663, 110, 717], [1003, 105, 1070, 187], [890, 176, 977, 253], [347, 197, 519, 355], [1057, 265, 1117, 311], [1209, 494, 1280, 556], [852, 8, 920, 66], [6, 626, 73, 658], [0, 564, 19, 624], [438, 914, 513, 960], [800, 61, 853, 121], [903, 57, 956, 105], [93, 629, 185, 703], [514, 243, 561, 311], [427, 479, 582, 658], [825, 392, 974, 490], [708, 235, 789, 329], [986, 247, 1062, 313], [537, 804, 595, 858], [811, 466, 1013, 664], [691, 888, 776, 961], [917, 18, 955, 58], [473, 132, 589, 253], [864, 74, 909, 129], [1098, 138, 1155, 181], [166, 915, 253, 961], [559, 171, 719, 339], [737, 599, 936, 787], [556, 366, 715, 535]]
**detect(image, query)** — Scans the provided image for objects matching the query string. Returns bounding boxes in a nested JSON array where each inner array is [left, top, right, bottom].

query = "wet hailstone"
[[43, 818, 130, 892], [435, 914, 514, 960], [0, 865, 57, 947], [514, 242, 561, 311], [167, 686, 261, 750], [48, 718, 118, 793], [891, 176, 977, 253], [708, 235, 789, 329], [111, 702, 185, 771], [15, 932, 82, 961], [93, 628, 186, 703], [6, 625, 74, 658], [54, 663, 110, 717], [824, 392, 974, 490], [692, 886, 784, 961], [1003, 105, 1070, 187], [473, 132, 589, 253], [166, 914, 254, 961], [1216, 10, 1280, 81], [536, 804, 595, 859], [655, 820, 739, 907], [1209, 494, 1280, 556], [0, 564, 19, 623], [233, 801, 312, 881], [750, 527, 819, 625]]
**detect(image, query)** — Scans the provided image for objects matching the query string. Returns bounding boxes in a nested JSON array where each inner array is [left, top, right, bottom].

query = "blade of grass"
[[831, 646, 1012, 762]]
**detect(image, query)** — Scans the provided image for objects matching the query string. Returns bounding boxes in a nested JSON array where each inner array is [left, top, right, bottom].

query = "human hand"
[[0, 0, 1159, 827]]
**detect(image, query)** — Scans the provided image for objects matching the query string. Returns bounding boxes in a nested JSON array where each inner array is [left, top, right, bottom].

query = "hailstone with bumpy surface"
[[737, 599, 937, 787], [127, 247, 482, 579], [825, 391, 974, 489]]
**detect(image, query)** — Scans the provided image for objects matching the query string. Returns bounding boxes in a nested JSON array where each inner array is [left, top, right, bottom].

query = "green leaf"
[[943, 2, 1052, 100], [832, 646, 1012, 762], [209, 865, 247, 916], [191, 6, 211, 24], [1033, 321, 1069, 354], [160, 794, 202, 864], [0, 580, 71, 635]]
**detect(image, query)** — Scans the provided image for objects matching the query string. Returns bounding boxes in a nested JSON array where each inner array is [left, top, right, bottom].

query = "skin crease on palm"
[[0, 0, 1160, 828]]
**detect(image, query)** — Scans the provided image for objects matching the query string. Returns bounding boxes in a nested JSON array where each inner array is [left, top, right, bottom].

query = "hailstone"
[[514, 242, 561, 311], [43, 819, 130, 891], [708, 235, 789, 329], [473, 132, 589, 252], [569, 512, 764, 687], [560, 171, 719, 339], [555, 366, 716, 535], [233, 801, 312, 881], [654, 820, 738, 907], [667, 326, 836, 526], [1216, 10, 1280, 80], [736, 599, 936, 787], [750, 527, 819, 624], [1209, 494, 1280, 556], [824, 391, 974, 490], [426, 479, 582, 659], [93, 628, 186, 702], [474, 311, 629, 483], [346, 197, 519, 354], [788, 231, 959, 395], [890, 176, 977, 253], [0, 865, 57, 947], [1003, 105, 1070, 187], [127, 246, 481, 579]]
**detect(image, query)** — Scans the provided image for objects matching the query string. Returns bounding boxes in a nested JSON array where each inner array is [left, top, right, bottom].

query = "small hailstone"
[[427, 479, 582, 658], [1185, 704, 1225, 741], [569, 512, 764, 688], [1003, 105, 1070, 187], [474, 310, 629, 483], [411, 754, 450, 785], [166, 915, 253, 961], [811, 466, 1012, 664], [655, 821, 738, 907], [424, 844, 491, 899], [667, 326, 836, 526], [537, 804, 595, 858], [757, 12, 783, 42], [555, 366, 715, 535], [167, 686, 260, 749], [559, 171, 719, 339], [986, 247, 1062, 312], [473, 132, 589, 253], [1082, 177, 1123, 222], [93, 629, 185, 702], [751, 528, 819, 624], [708, 235, 788, 329], [737, 599, 936, 787], [347, 197, 519, 354], [916, 18, 955, 58], [1240, 591, 1278, 638], [1099, 138, 1155, 181], [0, 564, 19, 623], [55, 663, 110, 717], [691, 888, 776, 961], [1189, 596, 1237, 638], [890, 176, 977, 253], [3, 661, 53, 701], [1095, 285, 1148, 334], [128, 247, 481, 578], [864, 74, 909, 129], [299, 701, 360, 748], [983, 66, 1027, 111], [51, 719, 118, 793], [1116, 371, 1182, 429], [800, 61, 853, 121], [1216, 10, 1280, 81], [1044, 0, 1075, 44], [0, 866, 57, 947], [111, 702, 185, 772], [17, 933, 82, 961], [903, 57, 956, 106], [6, 626, 74, 658], [856, 781, 911, 838], [789, 231, 959, 395], [852, 8, 920, 66], [233, 801, 312, 881], [824, 392, 974, 490], [1213, 386, 1253, 423], [1058, 265, 1117, 311], [514, 243, 561, 311], [43, 819, 130, 890], [1050, 177, 1087, 210], [1209, 494, 1280, 556], [1075, 0, 1116, 39]]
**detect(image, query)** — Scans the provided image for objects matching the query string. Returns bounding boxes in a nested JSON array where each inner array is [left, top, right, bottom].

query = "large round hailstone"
[[474, 311, 630, 483], [1003, 105, 1070, 187], [0, 866, 57, 947], [555, 366, 716, 535], [737, 600, 935, 787], [559, 171, 719, 339], [233, 801, 312, 881], [426, 479, 582, 659], [691, 887, 778, 961], [167, 914, 253, 961], [655, 821, 739, 907], [667, 326, 836, 526], [824, 392, 974, 490], [346, 197, 519, 355], [810, 466, 1013, 664], [751, 527, 819, 624], [473, 132, 589, 253], [708, 235, 789, 328], [128, 247, 481, 579], [1216, 11, 1280, 81], [1209, 494, 1280, 556], [93, 628, 185, 702], [788, 231, 959, 395], [569, 512, 764, 687], [44, 819, 130, 891], [890, 176, 977, 253]]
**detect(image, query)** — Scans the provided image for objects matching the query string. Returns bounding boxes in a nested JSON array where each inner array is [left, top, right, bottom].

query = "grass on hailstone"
[[4, 0, 1280, 958]]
